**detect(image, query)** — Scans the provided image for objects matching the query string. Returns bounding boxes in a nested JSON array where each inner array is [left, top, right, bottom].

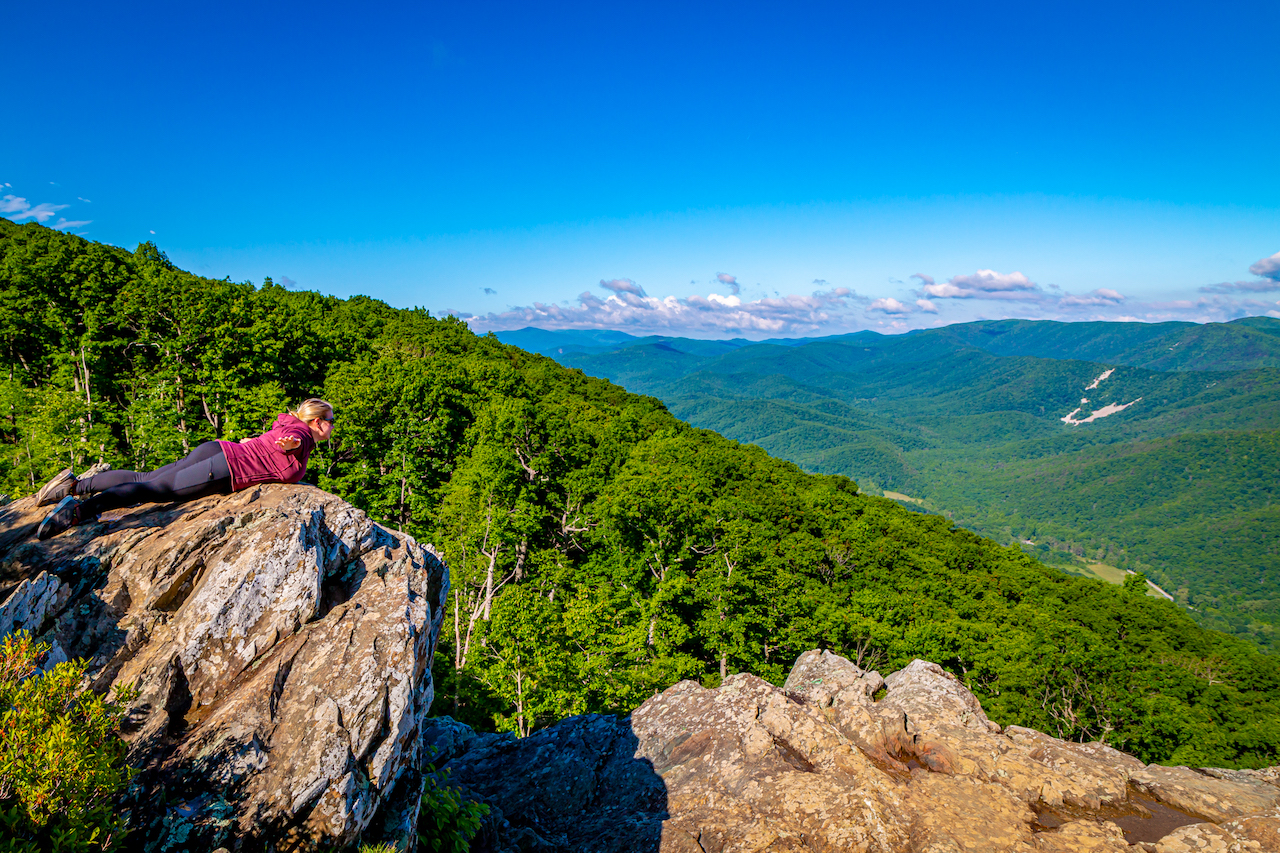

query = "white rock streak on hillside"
[[1085, 368, 1115, 390], [1062, 369, 1142, 425]]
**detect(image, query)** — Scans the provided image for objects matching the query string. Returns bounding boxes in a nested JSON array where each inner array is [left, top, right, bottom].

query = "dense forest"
[[510, 323, 1280, 651], [3, 219, 1279, 769]]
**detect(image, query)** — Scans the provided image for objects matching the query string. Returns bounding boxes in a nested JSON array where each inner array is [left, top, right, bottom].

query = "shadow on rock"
[[421, 714, 667, 853]]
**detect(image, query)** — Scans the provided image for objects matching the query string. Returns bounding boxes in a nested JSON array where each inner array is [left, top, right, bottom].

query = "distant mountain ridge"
[[496, 318, 1280, 651], [497, 316, 1280, 373], [494, 326, 879, 358]]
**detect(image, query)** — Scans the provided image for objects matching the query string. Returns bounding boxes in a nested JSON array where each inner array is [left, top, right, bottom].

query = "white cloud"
[[867, 297, 912, 315], [1121, 294, 1279, 324], [468, 253, 1280, 338], [716, 272, 741, 294], [1058, 288, 1126, 307], [1199, 279, 1280, 294], [600, 278, 646, 297], [11, 202, 68, 223], [922, 269, 1041, 300], [466, 282, 869, 336], [2, 194, 73, 223], [1247, 251, 1280, 281], [52, 218, 92, 231]]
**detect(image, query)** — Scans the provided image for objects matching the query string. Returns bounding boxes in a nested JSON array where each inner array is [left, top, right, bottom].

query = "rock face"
[[426, 650, 1280, 853], [0, 484, 449, 851]]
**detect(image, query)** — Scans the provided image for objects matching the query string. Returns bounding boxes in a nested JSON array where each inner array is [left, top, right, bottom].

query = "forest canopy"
[[518, 321, 1280, 651], [2, 219, 1278, 769]]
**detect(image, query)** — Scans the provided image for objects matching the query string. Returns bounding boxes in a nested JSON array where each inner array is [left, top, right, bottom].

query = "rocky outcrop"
[[0, 484, 449, 852], [426, 650, 1280, 853]]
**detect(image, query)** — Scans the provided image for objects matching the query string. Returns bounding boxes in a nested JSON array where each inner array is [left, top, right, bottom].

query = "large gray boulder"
[[0, 484, 449, 851]]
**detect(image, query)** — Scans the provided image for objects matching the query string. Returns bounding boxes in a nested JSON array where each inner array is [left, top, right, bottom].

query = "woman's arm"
[[237, 434, 298, 449], [237, 433, 297, 449], [259, 421, 308, 453], [250, 417, 308, 450]]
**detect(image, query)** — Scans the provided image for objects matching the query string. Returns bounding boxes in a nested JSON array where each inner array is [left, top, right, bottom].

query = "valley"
[[499, 319, 1280, 651]]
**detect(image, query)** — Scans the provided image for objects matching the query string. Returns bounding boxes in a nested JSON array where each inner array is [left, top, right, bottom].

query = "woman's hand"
[[275, 435, 302, 451], [239, 437, 253, 444]]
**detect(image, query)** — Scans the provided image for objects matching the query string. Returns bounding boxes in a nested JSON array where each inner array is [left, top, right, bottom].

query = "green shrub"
[[417, 768, 489, 853], [0, 632, 135, 852]]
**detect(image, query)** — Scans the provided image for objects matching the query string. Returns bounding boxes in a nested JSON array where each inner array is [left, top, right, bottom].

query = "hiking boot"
[[36, 496, 83, 540], [35, 468, 77, 507]]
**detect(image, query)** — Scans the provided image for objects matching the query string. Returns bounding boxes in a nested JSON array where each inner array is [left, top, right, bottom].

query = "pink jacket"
[[218, 413, 315, 491]]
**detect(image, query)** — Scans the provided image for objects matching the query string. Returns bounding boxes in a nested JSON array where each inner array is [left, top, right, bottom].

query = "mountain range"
[[497, 317, 1280, 651]]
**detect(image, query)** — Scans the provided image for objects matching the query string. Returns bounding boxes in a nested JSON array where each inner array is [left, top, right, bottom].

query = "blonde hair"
[[292, 398, 334, 422]]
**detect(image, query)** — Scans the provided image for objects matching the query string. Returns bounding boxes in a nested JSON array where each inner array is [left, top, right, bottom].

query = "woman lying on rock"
[[34, 398, 335, 540]]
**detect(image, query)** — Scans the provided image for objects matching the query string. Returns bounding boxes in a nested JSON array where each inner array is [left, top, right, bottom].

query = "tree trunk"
[[399, 443, 409, 530], [201, 394, 219, 430], [175, 371, 190, 454], [717, 553, 735, 681], [454, 588, 463, 669], [80, 346, 92, 419], [452, 588, 462, 715], [399, 473, 407, 532], [514, 653, 527, 737], [456, 585, 488, 673], [482, 549, 497, 620], [513, 538, 527, 582]]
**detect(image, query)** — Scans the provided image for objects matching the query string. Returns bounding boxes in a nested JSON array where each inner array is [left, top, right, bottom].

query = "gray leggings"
[[76, 441, 232, 517]]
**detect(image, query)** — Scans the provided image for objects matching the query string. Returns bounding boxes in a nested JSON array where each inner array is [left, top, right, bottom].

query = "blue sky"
[[5, 0, 1278, 337]]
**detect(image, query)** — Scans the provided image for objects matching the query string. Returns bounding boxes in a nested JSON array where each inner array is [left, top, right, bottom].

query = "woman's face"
[[308, 409, 335, 442]]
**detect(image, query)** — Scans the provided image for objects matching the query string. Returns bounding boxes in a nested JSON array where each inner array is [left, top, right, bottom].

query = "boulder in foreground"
[[0, 484, 449, 851], [426, 650, 1280, 853]]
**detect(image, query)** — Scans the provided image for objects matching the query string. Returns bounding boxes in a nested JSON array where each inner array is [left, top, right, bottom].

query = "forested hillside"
[[3, 219, 1279, 769], [510, 322, 1280, 652]]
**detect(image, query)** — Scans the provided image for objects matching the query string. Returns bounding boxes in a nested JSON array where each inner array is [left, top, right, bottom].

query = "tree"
[[0, 632, 136, 852], [1123, 571, 1149, 597]]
